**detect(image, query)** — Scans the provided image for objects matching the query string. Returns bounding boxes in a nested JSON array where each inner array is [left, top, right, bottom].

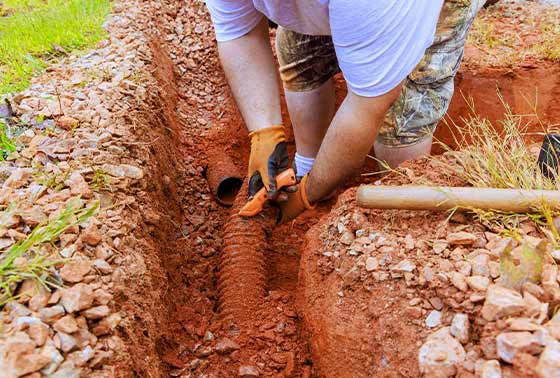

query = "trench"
[[111, 2, 560, 377]]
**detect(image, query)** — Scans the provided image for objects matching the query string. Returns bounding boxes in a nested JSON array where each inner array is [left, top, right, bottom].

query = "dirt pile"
[[1, 0, 559, 377], [298, 157, 560, 378], [0, 3, 151, 377]]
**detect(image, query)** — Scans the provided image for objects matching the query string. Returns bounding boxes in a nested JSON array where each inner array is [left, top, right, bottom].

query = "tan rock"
[[471, 254, 490, 277], [239, 365, 260, 377], [215, 338, 240, 355], [507, 318, 542, 332], [20, 205, 47, 227], [54, 332, 78, 353], [81, 305, 110, 320], [466, 276, 490, 292], [433, 240, 448, 254], [481, 285, 526, 321], [102, 163, 144, 180], [365, 257, 378, 272], [391, 259, 416, 273], [60, 259, 92, 283], [27, 323, 50, 346], [57, 116, 79, 130], [481, 360, 502, 378], [447, 232, 478, 245], [496, 332, 542, 363], [38, 305, 65, 323], [39, 342, 64, 375], [53, 315, 78, 334], [81, 224, 102, 246], [3, 168, 31, 189], [65, 172, 92, 199], [449, 271, 468, 292], [451, 313, 470, 344], [61, 283, 94, 313], [536, 341, 560, 378], [419, 327, 466, 378], [14, 353, 51, 377]]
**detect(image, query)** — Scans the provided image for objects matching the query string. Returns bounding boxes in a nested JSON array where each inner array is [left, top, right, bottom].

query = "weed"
[[0, 197, 98, 305], [0, 119, 16, 160], [89, 168, 112, 191], [0, 0, 111, 94]]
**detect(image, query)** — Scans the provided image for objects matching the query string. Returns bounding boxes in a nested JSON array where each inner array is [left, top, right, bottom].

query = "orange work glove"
[[248, 125, 288, 198], [276, 174, 316, 224]]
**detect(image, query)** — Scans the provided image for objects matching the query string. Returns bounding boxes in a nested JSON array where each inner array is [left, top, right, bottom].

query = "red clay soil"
[[114, 1, 560, 377]]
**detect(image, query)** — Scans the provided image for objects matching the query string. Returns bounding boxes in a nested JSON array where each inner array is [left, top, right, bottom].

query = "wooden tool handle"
[[356, 185, 560, 212]]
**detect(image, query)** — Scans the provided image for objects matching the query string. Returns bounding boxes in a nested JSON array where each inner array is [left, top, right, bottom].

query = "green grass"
[[0, 120, 16, 159], [0, 197, 98, 305], [0, 0, 111, 94]]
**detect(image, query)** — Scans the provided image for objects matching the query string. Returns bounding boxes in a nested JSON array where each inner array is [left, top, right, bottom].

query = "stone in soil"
[[214, 338, 240, 355], [466, 275, 490, 292], [481, 359, 502, 378], [419, 327, 466, 378], [426, 310, 442, 328], [447, 232, 478, 245], [450, 313, 470, 344], [61, 283, 94, 313], [239, 365, 260, 377], [536, 341, 560, 378], [481, 285, 526, 321], [53, 315, 79, 334], [60, 259, 92, 283], [496, 331, 542, 363]]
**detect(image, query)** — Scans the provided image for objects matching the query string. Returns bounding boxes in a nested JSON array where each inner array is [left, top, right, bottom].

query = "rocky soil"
[[0, 0, 559, 378], [299, 158, 560, 378]]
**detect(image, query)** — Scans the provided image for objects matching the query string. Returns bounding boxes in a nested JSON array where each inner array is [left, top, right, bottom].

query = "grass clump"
[[0, 0, 111, 94], [437, 96, 560, 246], [0, 120, 16, 160], [441, 107, 557, 192], [0, 197, 98, 305]]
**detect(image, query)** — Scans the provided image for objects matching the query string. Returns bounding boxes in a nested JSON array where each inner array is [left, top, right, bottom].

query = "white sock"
[[294, 152, 315, 177]]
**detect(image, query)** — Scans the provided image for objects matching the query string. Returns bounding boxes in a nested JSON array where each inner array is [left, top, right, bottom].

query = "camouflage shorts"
[[275, 0, 486, 147]]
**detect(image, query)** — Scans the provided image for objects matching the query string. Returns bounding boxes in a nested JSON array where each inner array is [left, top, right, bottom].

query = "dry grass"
[[467, 2, 560, 66]]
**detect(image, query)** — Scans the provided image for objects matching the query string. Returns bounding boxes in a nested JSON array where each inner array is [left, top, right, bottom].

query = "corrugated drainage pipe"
[[218, 180, 276, 329]]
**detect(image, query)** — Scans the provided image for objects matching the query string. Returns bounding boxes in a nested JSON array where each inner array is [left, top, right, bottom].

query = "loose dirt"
[[117, 0, 560, 377], [2, 0, 559, 377]]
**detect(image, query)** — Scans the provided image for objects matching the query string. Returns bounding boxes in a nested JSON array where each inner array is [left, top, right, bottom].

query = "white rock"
[[481, 360, 502, 378], [61, 283, 94, 313], [239, 365, 259, 377], [481, 285, 526, 321], [449, 271, 468, 292], [496, 331, 542, 363], [466, 276, 490, 291], [450, 314, 470, 344], [419, 327, 466, 378], [101, 163, 144, 179], [536, 341, 560, 378], [365, 257, 378, 272], [40, 341, 64, 375], [392, 259, 416, 273], [426, 310, 442, 328]]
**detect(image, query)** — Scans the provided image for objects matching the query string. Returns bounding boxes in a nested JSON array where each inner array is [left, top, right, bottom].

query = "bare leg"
[[306, 86, 402, 204], [374, 136, 433, 169], [285, 79, 336, 158]]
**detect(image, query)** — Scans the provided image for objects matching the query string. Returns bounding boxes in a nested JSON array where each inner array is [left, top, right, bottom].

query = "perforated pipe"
[[218, 181, 276, 328]]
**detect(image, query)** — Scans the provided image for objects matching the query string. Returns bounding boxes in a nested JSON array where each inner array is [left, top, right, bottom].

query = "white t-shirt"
[[206, 0, 444, 97]]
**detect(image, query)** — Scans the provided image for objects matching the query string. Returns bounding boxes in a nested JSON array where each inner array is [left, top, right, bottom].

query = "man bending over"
[[206, 0, 485, 222]]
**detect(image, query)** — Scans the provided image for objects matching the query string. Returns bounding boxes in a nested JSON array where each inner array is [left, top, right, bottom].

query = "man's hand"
[[275, 174, 315, 224], [248, 125, 288, 198]]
